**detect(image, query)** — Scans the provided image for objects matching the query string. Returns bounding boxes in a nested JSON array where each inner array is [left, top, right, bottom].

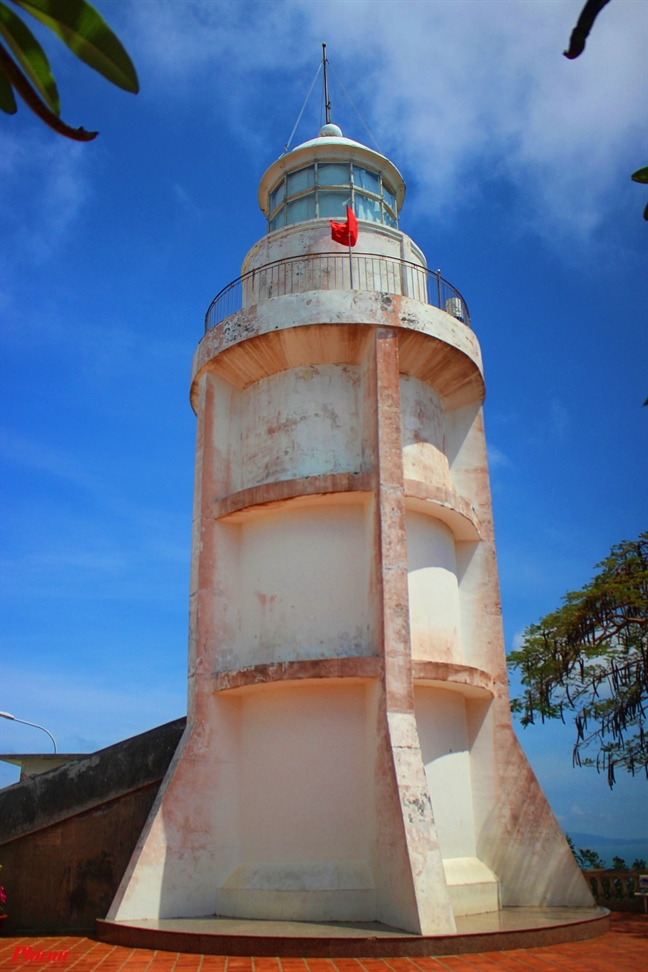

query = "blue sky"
[[0, 0, 646, 843]]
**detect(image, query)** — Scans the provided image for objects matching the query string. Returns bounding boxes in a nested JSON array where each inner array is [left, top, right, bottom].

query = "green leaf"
[[0, 39, 97, 137], [0, 1, 58, 112], [9, 0, 138, 93], [0, 55, 17, 112], [631, 166, 648, 184]]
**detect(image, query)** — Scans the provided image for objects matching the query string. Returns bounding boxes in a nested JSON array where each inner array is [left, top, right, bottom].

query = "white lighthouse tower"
[[107, 115, 594, 940]]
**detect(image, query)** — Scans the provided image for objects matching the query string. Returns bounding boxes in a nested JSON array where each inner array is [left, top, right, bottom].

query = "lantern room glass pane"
[[287, 166, 315, 196], [353, 165, 380, 196], [383, 208, 397, 228], [269, 181, 285, 214], [287, 193, 316, 224], [269, 207, 285, 232], [318, 191, 349, 218], [383, 183, 396, 210], [355, 192, 381, 222], [318, 163, 350, 187]]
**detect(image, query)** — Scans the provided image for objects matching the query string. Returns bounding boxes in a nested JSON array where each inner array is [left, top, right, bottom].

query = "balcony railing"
[[204, 252, 470, 333], [582, 868, 648, 912]]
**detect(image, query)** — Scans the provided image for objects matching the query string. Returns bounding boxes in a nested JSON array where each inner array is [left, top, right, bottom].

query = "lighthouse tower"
[[108, 122, 593, 937]]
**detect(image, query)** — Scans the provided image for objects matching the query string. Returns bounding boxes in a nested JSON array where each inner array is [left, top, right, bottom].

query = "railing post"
[[436, 269, 442, 310], [398, 239, 409, 299]]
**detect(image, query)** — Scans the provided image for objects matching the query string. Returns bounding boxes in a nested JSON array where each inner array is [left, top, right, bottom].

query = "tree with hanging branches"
[[0, 0, 138, 141], [508, 533, 648, 788]]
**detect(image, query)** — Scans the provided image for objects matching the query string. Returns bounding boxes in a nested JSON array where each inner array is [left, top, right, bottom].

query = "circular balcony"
[[205, 252, 470, 333]]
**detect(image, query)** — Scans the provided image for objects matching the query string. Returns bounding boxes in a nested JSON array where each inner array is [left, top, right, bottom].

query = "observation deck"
[[205, 251, 470, 332]]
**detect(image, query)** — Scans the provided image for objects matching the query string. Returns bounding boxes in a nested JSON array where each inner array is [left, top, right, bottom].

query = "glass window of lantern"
[[318, 163, 350, 187], [287, 193, 315, 224], [318, 191, 349, 218], [383, 208, 397, 228], [287, 165, 315, 196], [353, 165, 380, 196], [269, 208, 285, 232], [382, 182, 396, 211], [268, 160, 398, 231], [354, 193, 381, 222], [269, 181, 285, 214]]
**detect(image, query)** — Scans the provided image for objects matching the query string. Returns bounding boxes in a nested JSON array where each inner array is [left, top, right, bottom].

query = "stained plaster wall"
[[242, 223, 425, 276], [400, 375, 450, 489], [240, 364, 363, 489]]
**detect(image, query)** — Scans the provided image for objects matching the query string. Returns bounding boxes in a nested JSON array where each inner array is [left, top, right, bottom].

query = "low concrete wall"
[[0, 718, 186, 934]]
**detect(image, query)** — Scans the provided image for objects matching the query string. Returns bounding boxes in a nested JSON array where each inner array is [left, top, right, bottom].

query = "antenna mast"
[[322, 42, 331, 124]]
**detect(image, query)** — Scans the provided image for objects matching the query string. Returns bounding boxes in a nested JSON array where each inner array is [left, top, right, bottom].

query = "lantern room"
[[259, 123, 406, 233]]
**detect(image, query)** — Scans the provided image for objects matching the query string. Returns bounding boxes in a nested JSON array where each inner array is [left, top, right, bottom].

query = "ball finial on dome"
[[319, 123, 342, 138]]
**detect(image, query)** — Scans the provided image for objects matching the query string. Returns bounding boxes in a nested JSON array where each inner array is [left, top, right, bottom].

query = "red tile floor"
[[1, 914, 646, 972]]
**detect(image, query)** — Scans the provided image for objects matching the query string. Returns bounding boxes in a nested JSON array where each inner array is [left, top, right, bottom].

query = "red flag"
[[330, 205, 358, 247]]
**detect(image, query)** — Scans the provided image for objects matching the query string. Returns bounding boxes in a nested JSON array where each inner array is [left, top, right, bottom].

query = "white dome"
[[318, 123, 343, 137]]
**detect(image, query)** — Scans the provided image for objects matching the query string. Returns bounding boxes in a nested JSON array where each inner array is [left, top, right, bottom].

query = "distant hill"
[[568, 832, 647, 846]]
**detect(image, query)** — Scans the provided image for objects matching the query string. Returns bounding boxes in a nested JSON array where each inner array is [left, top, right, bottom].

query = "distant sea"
[[567, 832, 648, 869]]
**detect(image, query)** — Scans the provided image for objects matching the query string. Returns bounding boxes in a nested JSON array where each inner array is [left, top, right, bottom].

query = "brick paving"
[[0, 914, 645, 972]]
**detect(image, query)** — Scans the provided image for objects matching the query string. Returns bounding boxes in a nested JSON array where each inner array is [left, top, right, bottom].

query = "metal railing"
[[204, 252, 470, 332]]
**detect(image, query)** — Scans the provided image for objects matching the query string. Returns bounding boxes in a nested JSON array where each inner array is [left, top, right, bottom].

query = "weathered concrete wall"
[[0, 718, 185, 933], [242, 220, 423, 276], [240, 364, 363, 489], [400, 375, 450, 489]]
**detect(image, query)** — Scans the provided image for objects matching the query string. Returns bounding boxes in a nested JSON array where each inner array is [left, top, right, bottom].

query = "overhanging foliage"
[[0, 0, 137, 140]]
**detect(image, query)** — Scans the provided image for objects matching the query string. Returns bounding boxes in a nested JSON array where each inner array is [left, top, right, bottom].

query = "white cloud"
[[123, 0, 646, 245], [173, 182, 203, 221], [0, 431, 105, 494], [488, 444, 512, 469], [301, 0, 646, 243], [512, 629, 526, 651], [0, 129, 91, 260], [2, 2, 642, 259]]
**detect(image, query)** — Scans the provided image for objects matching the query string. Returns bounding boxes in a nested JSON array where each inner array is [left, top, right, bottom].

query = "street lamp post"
[[0, 711, 57, 753]]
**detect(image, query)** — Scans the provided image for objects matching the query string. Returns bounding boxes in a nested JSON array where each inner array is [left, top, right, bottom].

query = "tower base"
[[97, 906, 609, 957]]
